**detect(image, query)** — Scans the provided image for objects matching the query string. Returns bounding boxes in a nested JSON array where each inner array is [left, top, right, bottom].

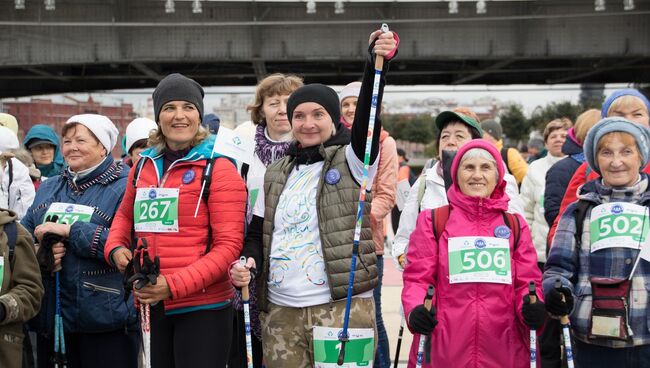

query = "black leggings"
[[36, 329, 139, 368], [151, 304, 233, 368]]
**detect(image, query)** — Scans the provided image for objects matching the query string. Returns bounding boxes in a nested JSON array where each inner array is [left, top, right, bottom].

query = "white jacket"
[[0, 157, 36, 220], [391, 160, 524, 269], [520, 154, 564, 263]]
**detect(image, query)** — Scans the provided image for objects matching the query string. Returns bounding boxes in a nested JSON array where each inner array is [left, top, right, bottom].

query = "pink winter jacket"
[[401, 140, 543, 368]]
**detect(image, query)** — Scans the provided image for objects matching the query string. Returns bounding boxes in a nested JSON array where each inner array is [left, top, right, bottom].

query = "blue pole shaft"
[[337, 23, 389, 367]]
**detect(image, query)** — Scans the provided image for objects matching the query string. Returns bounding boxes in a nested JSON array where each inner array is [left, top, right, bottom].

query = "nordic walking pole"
[[240, 256, 254, 368], [393, 305, 406, 368], [337, 22, 390, 366], [528, 281, 537, 368], [416, 285, 435, 368], [555, 278, 575, 368]]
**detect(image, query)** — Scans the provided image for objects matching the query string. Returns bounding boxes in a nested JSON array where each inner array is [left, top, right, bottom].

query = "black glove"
[[522, 295, 547, 329], [545, 287, 574, 316], [36, 232, 64, 275], [408, 304, 438, 335]]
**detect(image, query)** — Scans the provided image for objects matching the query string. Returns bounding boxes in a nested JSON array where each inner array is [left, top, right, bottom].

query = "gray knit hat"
[[152, 73, 204, 123], [481, 119, 502, 141], [584, 117, 650, 176]]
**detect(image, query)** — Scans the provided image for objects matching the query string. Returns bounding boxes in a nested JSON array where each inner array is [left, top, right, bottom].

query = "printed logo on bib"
[[589, 202, 649, 253], [44, 202, 94, 224], [448, 236, 512, 284], [134, 188, 179, 233]]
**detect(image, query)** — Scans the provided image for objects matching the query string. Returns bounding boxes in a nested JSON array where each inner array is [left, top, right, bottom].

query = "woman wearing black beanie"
[[230, 28, 397, 367]]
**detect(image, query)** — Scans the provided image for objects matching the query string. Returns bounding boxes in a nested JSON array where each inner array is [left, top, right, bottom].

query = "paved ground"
[[381, 256, 413, 368]]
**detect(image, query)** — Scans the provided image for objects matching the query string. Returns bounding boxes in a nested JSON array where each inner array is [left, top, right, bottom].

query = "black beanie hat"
[[152, 73, 205, 123], [287, 84, 341, 126]]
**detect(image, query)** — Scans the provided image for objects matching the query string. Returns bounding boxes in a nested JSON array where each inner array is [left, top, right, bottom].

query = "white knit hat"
[[0, 113, 19, 135], [125, 118, 157, 154], [339, 81, 361, 105], [65, 114, 119, 152], [0, 126, 19, 152]]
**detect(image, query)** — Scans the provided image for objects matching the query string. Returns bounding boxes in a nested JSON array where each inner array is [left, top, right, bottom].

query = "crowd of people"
[[1, 26, 650, 368]]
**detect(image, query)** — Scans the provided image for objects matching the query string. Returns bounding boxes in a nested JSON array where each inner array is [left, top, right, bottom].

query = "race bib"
[[134, 188, 179, 233], [44, 202, 94, 224], [590, 202, 649, 253], [313, 326, 374, 368], [448, 236, 512, 284]]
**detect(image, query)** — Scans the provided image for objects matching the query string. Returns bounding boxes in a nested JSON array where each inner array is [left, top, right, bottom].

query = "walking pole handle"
[[528, 281, 537, 304], [555, 278, 570, 325], [373, 23, 389, 71], [240, 256, 250, 301]]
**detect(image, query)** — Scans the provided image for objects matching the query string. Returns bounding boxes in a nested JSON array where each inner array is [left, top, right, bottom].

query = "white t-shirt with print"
[[267, 145, 377, 308]]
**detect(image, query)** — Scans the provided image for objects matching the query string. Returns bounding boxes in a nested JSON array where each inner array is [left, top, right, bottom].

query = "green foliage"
[[382, 114, 436, 144], [528, 102, 584, 131], [499, 104, 531, 144]]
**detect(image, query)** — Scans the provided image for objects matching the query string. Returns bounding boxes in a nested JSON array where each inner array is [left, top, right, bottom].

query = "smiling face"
[[607, 96, 650, 126], [291, 102, 334, 148], [30, 143, 56, 166], [457, 151, 499, 198], [61, 124, 107, 172], [341, 96, 358, 125], [158, 100, 201, 150], [261, 93, 292, 140], [597, 132, 642, 188]]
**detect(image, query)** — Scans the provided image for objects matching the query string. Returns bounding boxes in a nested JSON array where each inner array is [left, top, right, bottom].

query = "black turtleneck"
[[162, 147, 191, 173]]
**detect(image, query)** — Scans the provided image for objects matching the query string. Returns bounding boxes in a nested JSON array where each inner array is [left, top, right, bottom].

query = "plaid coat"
[[543, 175, 650, 347]]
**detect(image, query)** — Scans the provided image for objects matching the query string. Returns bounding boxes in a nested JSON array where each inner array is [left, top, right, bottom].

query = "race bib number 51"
[[134, 188, 179, 233], [448, 236, 511, 284], [44, 203, 94, 224], [590, 202, 649, 252]]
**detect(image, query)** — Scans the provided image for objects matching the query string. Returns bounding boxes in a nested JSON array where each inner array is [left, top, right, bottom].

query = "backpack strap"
[[7, 158, 13, 207], [502, 212, 521, 250], [573, 200, 593, 247], [431, 205, 451, 242], [500, 147, 510, 172], [132, 156, 147, 188], [4, 220, 17, 269]]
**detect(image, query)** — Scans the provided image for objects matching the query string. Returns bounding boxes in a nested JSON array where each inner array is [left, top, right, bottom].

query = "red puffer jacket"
[[106, 153, 246, 311]]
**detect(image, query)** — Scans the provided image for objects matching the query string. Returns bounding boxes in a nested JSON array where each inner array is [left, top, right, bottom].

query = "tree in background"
[[528, 101, 584, 131], [382, 114, 436, 144], [499, 103, 531, 145]]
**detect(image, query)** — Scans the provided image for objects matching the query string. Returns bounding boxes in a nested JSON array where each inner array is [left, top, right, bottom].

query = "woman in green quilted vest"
[[237, 28, 397, 367]]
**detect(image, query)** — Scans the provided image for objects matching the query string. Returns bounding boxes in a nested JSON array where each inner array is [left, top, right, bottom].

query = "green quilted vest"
[[258, 144, 378, 312]]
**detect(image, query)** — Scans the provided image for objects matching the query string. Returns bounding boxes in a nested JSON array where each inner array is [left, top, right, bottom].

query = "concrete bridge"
[[0, 0, 648, 97]]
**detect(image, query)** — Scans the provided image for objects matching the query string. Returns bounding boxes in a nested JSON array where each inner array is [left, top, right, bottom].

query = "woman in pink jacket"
[[401, 139, 545, 368]]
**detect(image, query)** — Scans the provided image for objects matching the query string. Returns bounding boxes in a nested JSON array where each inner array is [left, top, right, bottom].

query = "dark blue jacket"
[[543, 136, 584, 227], [21, 156, 137, 334]]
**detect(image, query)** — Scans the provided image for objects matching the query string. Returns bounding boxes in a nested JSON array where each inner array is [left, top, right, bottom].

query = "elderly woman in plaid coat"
[[543, 117, 650, 367]]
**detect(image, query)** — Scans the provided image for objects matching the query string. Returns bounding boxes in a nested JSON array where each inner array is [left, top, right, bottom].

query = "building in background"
[[2, 96, 136, 157]]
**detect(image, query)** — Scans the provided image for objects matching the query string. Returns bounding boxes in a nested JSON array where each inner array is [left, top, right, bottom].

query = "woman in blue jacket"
[[23, 124, 65, 179], [21, 114, 137, 368]]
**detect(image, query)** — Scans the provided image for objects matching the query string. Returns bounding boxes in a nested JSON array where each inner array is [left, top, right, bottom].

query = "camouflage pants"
[[260, 297, 377, 368]]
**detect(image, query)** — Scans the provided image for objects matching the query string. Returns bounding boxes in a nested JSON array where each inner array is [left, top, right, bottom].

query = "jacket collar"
[[62, 156, 123, 192]]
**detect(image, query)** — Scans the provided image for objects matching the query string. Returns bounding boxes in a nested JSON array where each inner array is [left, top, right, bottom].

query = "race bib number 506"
[[448, 236, 512, 284]]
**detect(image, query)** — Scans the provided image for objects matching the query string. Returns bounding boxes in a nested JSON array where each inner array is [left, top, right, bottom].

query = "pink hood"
[[447, 139, 509, 214]]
